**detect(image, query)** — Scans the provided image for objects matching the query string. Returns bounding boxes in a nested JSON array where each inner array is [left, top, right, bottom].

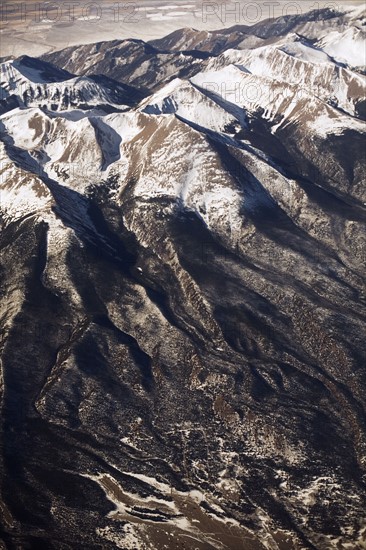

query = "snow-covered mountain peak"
[[11, 55, 74, 84], [137, 77, 245, 133], [317, 26, 366, 68], [0, 59, 137, 114]]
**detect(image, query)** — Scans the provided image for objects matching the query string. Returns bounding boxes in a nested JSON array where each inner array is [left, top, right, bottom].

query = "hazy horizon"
[[0, 0, 364, 58]]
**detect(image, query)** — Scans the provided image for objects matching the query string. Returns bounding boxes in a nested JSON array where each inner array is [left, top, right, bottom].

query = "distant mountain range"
[[0, 6, 365, 549]]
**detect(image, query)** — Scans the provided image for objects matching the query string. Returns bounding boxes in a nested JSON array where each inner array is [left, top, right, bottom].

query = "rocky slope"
[[0, 6, 365, 550]]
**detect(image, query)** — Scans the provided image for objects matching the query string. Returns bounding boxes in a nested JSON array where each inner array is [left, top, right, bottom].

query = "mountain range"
[[0, 6, 365, 549]]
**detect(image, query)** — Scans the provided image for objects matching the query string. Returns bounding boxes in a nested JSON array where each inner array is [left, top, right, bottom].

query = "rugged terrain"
[[0, 6, 366, 549]]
